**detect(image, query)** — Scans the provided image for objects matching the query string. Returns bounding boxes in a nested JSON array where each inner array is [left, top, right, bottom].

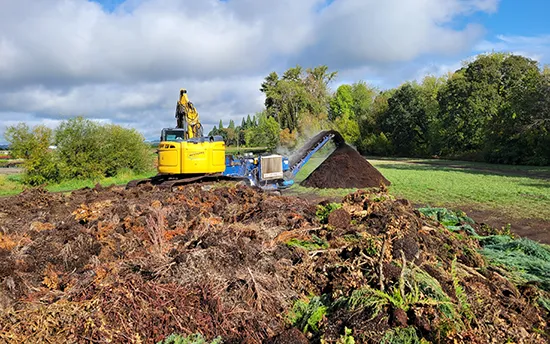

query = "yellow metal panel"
[[181, 142, 208, 174], [158, 140, 226, 175], [158, 143, 181, 174], [211, 141, 226, 170]]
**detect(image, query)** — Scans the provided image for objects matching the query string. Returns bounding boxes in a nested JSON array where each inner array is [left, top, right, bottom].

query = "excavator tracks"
[[126, 174, 250, 191]]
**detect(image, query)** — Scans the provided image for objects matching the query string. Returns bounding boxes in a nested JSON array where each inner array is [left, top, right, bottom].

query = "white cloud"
[[304, 0, 491, 67], [0, 0, 507, 142], [474, 34, 550, 64]]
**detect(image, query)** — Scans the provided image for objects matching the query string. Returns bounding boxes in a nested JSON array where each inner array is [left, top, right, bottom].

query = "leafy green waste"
[[479, 235, 550, 291], [287, 235, 329, 250], [342, 265, 457, 325], [420, 206, 550, 314], [380, 326, 422, 344], [538, 297, 550, 313], [316, 202, 342, 224], [287, 295, 329, 334], [157, 333, 222, 344], [337, 327, 356, 344], [418, 207, 477, 235]]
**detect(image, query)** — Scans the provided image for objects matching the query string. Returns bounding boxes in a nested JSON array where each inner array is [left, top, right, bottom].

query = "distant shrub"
[[5, 117, 153, 185], [55, 118, 152, 179], [5, 124, 60, 186]]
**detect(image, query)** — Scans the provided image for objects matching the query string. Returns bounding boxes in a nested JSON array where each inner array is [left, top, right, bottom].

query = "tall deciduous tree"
[[380, 83, 429, 156], [329, 84, 353, 120], [260, 65, 336, 133]]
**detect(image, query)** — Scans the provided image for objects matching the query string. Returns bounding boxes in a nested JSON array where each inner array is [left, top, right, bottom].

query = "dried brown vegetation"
[[0, 184, 547, 343]]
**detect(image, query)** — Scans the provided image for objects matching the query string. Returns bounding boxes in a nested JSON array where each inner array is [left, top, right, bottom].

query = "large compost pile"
[[301, 144, 390, 188], [0, 184, 548, 343]]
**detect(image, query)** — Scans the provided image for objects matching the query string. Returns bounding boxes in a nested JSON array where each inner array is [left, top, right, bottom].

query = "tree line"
[[224, 53, 549, 165]]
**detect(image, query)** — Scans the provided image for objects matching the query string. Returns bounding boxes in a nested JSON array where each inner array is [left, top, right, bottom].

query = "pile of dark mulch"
[[301, 143, 390, 188]]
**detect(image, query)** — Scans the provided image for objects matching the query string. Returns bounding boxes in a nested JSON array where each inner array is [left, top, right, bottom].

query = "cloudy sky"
[[1, 0, 549, 143]]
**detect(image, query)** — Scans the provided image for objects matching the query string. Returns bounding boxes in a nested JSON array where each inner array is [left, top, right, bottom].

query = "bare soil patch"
[[457, 206, 550, 244], [0, 167, 22, 175]]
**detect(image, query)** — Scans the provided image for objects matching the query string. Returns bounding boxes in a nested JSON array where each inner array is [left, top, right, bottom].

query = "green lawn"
[[0, 170, 156, 197], [289, 155, 550, 221]]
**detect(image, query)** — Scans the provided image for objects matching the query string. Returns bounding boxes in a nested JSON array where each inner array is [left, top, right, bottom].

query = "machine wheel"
[[236, 179, 252, 187]]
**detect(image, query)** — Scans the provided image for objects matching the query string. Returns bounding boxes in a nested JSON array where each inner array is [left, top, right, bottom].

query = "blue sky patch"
[[89, 0, 126, 12]]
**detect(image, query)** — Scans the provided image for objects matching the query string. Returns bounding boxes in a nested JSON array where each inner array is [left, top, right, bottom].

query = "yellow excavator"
[[127, 89, 231, 189], [157, 89, 226, 176], [128, 89, 343, 190]]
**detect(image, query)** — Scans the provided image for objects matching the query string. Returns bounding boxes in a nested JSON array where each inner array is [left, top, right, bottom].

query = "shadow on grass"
[[519, 182, 550, 189], [375, 163, 550, 181]]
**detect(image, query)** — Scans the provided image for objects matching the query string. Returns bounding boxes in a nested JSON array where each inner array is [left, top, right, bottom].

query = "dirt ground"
[[0, 183, 548, 343], [455, 206, 550, 245], [0, 167, 22, 175]]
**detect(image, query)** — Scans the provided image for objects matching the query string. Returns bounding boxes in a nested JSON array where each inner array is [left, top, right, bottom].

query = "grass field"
[[290, 155, 550, 221], [372, 158, 550, 221], [0, 169, 156, 197]]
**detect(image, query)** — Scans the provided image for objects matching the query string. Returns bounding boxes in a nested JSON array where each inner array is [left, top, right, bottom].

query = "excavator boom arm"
[[175, 89, 203, 139]]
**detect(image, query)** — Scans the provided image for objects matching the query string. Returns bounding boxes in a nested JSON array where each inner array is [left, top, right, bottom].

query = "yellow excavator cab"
[[158, 128, 225, 175]]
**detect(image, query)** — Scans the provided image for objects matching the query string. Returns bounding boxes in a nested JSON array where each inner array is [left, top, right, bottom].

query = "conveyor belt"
[[286, 130, 344, 177]]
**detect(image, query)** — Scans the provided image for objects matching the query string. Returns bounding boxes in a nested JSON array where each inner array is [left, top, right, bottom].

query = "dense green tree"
[[55, 117, 151, 179], [418, 75, 446, 155], [22, 125, 59, 186], [352, 81, 377, 127], [208, 125, 218, 136], [357, 90, 393, 155], [245, 113, 281, 150], [302, 65, 337, 117], [329, 84, 353, 120], [483, 55, 542, 163], [335, 113, 360, 145], [380, 83, 429, 156], [436, 53, 549, 164], [437, 71, 476, 155], [260, 65, 336, 133], [98, 124, 151, 177], [439, 53, 511, 155], [55, 117, 105, 179]]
